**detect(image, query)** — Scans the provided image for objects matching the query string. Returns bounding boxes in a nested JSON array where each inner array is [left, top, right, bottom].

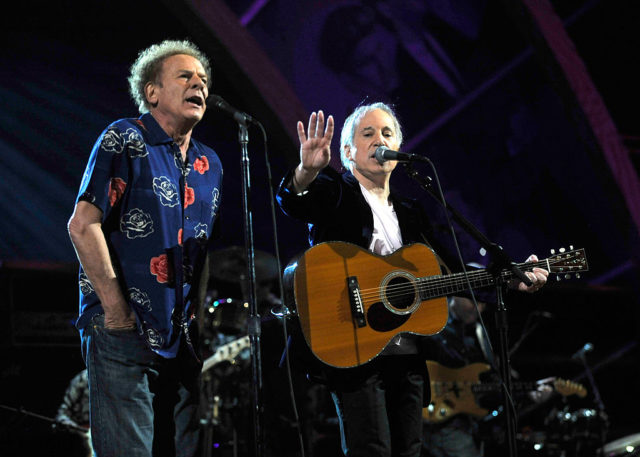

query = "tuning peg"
[[575, 273, 581, 279], [564, 274, 571, 280], [569, 245, 574, 250], [559, 247, 566, 253], [556, 275, 561, 281], [550, 249, 556, 254]]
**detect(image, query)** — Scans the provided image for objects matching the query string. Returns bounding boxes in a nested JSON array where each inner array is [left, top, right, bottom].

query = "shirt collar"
[[137, 113, 174, 146]]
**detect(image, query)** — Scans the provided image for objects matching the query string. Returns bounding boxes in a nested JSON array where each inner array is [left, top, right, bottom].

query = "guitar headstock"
[[554, 378, 587, 398], [546, 246, 588, 280]]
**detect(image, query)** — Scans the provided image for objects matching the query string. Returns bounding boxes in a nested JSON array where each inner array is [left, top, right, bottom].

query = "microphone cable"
[[406, 157, 520, 434], [252, 120, 307, 457]]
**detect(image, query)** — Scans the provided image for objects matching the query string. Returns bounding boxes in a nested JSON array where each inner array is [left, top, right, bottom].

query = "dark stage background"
[[1, 0, 639, 456]]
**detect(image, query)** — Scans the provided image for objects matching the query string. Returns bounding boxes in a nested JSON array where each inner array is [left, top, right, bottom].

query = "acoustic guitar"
[[424, 360, 587, 423], [284, 241, 587, 368]]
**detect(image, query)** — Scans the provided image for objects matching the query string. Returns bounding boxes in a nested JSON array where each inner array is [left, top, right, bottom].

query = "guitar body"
[[284, 241, 448, 368], [284, 241, 587, 369], [424, 361, 492, 423]]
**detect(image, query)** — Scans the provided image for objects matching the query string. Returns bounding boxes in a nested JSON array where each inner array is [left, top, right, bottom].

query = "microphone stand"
[[403, 162, 532, 457], [235, 118, 263, 457], [575, 351, 608, 456]]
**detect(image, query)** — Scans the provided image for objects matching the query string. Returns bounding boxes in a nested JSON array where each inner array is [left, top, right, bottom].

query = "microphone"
[[374, 146, 428, 164], [571, 342, 594, 360], [208, 94, 255, 124]]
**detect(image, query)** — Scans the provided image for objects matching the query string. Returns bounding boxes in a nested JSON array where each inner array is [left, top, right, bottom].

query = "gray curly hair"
[[339, 102, 403, 171], [128, 39, 212, 114]]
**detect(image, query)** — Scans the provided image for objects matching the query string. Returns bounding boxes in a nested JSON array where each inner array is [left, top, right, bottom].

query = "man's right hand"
[[293, 110, 334, 192], [69, 201, 136, 330], [104, 303, 137, 329]]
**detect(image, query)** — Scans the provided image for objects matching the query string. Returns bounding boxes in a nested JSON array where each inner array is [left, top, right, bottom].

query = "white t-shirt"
[[359, 183, 403, 255], [360, 184, 416, 353]]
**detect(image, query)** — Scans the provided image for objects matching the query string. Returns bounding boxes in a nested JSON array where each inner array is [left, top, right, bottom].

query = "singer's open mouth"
[[186, 96, 203, 106]]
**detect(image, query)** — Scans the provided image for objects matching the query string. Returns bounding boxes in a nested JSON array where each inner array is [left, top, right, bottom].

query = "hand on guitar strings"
[[512, 254, 549, 293]]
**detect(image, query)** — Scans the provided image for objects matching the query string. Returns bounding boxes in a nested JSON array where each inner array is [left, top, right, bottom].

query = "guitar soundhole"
[[367, 302, 410, 332], [384, 277, 417, 313]]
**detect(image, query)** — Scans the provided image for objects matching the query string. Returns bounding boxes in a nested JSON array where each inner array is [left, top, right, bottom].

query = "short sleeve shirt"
[[75, 113, 223, 358]]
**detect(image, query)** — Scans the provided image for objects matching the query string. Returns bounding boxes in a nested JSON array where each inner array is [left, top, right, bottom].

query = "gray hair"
[[128, 39, 212, 114], [339, 102, 403, 171]]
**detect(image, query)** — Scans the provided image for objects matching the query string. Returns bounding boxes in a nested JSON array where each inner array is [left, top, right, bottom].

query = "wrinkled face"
[[145, 54, 209, 125], [345, 108, 400, 177]]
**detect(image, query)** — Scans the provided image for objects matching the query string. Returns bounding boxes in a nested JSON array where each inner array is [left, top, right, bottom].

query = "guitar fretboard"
[[432, 380, 541, 395], [417, 261, 546, 300]]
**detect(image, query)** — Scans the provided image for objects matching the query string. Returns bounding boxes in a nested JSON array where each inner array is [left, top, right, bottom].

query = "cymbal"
[[209, 246, 279, 283], [600, 432, 640, 455]]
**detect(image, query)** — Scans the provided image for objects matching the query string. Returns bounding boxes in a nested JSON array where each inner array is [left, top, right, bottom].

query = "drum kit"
[[199, 246, 282, 456], [485, 387, 640, 457], [518, 425, 640, 457], [516, 406, 610, 456], [513, 343, 639, 457]]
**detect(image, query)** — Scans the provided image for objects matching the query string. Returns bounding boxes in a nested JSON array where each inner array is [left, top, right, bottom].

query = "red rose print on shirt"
[[193, 156, 209, 174], [150, 254, 171, 284], [184, 184, 195, 209], [108, 177, 127, 206]]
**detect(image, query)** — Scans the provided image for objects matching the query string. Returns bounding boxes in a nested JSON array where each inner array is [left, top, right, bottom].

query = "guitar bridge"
[[347, 276, 366, 328]]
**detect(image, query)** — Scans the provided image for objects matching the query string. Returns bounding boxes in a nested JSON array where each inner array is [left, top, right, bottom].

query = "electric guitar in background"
[[284, 242, 588, 368], [201, 335, 250, 373], [423, 360, 587, 423]]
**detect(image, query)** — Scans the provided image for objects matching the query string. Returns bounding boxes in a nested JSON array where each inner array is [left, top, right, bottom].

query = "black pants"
[[329, 355, 427, 457]]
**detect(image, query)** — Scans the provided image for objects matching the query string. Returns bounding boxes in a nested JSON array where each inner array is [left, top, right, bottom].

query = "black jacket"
[[276, 166, 449, 256], [278, 165, 456, 357]]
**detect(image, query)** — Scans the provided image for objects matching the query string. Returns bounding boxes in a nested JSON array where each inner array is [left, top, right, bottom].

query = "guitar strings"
[[354, 259, 552, 306], [357, 275, 487, 305], [356, 262, 527, 300], [354, 252, 583, 303], [356, 252, 584, 305]]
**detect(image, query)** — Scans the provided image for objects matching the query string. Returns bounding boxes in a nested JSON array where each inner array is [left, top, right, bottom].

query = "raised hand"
[[293, 111, 334, 191]]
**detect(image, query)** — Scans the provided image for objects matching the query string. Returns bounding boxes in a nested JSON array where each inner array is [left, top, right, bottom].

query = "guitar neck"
[[417, 260, 546, 300], [471, 381, 538, 394]]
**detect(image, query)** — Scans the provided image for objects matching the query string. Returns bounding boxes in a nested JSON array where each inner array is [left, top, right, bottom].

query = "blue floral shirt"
[[75, 113, 223, 358]]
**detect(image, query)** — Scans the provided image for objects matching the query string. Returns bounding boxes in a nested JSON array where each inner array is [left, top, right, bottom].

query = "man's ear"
[[344, 145, 353, 162], [144, 82, 158, 108]]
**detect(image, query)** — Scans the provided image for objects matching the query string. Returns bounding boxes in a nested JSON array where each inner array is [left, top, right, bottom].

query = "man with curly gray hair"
[[128, 39, 212, 114], [68, 39, 223, 457]]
